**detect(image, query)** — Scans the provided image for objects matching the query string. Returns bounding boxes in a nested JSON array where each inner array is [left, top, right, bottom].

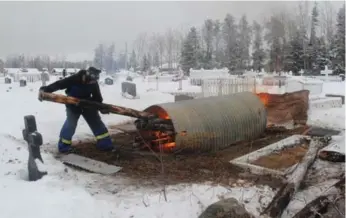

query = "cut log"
[[292, 176, 345, 218], [261, 137, 327, 217]]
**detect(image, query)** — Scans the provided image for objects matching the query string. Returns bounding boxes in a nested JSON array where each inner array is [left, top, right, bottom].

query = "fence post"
[[218, 79, 222, 96]]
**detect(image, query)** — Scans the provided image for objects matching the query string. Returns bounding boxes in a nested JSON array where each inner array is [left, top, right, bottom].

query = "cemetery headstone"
[[299, 69, 304, 77], [321, 65, 332, 79], [105, 77, 114, 85], [5, 76, 11, 84], [19, 77, 27, 87], [175, 94, 194, 102], [126, 76, 133, 81], [121, 81, 137, 98]]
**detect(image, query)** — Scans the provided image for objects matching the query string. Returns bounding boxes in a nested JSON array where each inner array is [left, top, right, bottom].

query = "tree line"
[[180, 2, 345, 75], [0, 54, 92, 73], [2, 2, 344, 76], [116, 1, 344, 75]]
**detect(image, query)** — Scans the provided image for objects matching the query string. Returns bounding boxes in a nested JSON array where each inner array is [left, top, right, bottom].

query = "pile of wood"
[[261, 136, 345, 218]]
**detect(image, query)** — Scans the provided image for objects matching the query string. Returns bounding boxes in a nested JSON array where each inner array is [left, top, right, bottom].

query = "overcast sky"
[[0, 1, 344, 61]]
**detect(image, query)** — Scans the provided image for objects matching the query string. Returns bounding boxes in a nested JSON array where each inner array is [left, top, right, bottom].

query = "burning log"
[[292, 176, 345, 218], [261, 137, 329, 217]]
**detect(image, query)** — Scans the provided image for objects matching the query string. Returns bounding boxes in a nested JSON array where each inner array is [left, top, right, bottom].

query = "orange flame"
[[145, 106, 176, 151], [256, 93, 270, 106]]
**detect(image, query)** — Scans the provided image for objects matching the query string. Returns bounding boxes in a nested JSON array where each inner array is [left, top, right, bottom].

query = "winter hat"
[[86, 67, 101, 80]]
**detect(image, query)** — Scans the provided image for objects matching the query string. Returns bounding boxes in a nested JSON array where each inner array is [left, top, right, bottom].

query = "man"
[[39, 67, 115, 153]]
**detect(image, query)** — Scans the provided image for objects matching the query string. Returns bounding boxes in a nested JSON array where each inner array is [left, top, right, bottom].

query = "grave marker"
[[299, 69, 304, 77], [321, 65, 332, 78]]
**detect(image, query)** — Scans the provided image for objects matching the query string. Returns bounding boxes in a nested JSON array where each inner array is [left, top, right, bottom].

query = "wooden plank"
[[60, 154, 122, 175]]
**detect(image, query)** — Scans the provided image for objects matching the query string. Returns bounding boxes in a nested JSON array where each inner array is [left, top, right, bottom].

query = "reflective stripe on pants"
[[61, 138, 72, 145], [95, 132, 110, 140]]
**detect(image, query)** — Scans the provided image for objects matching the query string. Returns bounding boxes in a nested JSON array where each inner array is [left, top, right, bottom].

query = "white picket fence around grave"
[[284, 79, 323, 95], [201, 78, 257, 97], [310, 75, 343, 82], [185, 76, 324, 98]]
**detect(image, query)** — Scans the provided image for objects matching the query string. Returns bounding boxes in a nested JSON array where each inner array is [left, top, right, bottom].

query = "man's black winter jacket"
[[43, 70, 103, 103]]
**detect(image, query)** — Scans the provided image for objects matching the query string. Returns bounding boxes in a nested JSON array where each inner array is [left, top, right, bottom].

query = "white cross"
[[321, 65, 332, 78], [299, 69, 304, 77]]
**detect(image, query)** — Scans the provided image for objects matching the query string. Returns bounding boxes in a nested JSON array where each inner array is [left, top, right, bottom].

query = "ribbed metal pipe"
[[143, 92, 267, 152]]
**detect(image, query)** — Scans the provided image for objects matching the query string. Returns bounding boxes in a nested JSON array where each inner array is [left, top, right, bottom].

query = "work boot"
[[59, 146, 79, 154]]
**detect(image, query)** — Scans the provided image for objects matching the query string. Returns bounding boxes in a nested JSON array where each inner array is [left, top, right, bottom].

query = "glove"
[[38, 86, 47, 102], [99, 109, 110, 114]]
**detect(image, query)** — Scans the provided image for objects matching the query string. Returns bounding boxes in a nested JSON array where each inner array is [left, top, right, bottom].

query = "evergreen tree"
[[202, 19, 214, 69], [142, 54, 150, 72], [334, 4, 345, 73], [238, 15, 252, 70], [0, 59, 4, 74], [153, 51, 160, 67], [129, 50, 137, 70], [105, 43, 115, 72], [252, 21, 266, 71], [222, 14, 239, 72], [265, 15, 285, 72], [308, 2, 319, 71], [315, 37, 330, 73], [93, 44, 105, 69], [213, 20, 223, 68], [290, 31, 305, 74], [147, 53, 152, 69], [180, 27, 199, 75], [282, 38, 294, 72]]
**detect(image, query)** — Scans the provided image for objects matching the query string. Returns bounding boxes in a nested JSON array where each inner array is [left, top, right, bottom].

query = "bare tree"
[[173, 29, 183, 68], [133, 32, 148, 65], [148, 33, 158, 66], [165, 28, 175, 69]]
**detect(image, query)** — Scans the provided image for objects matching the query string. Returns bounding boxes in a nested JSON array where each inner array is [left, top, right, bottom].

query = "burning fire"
[[252, 86, 271, 106], [256, 93, 270, 106], [139, 106, 176, 152]]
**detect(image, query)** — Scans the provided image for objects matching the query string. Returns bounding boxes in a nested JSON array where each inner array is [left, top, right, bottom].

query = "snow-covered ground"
[[0, 75, 344, 218]]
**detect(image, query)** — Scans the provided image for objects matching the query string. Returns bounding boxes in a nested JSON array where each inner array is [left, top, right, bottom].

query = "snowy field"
[[0, 74, 344, 218]]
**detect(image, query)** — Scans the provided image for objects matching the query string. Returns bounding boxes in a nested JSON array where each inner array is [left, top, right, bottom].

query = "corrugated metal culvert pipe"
[[143, 92, 267, 152]]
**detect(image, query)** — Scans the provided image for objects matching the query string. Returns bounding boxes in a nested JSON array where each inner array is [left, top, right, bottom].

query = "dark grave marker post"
[[22, 115, 47, 181]]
